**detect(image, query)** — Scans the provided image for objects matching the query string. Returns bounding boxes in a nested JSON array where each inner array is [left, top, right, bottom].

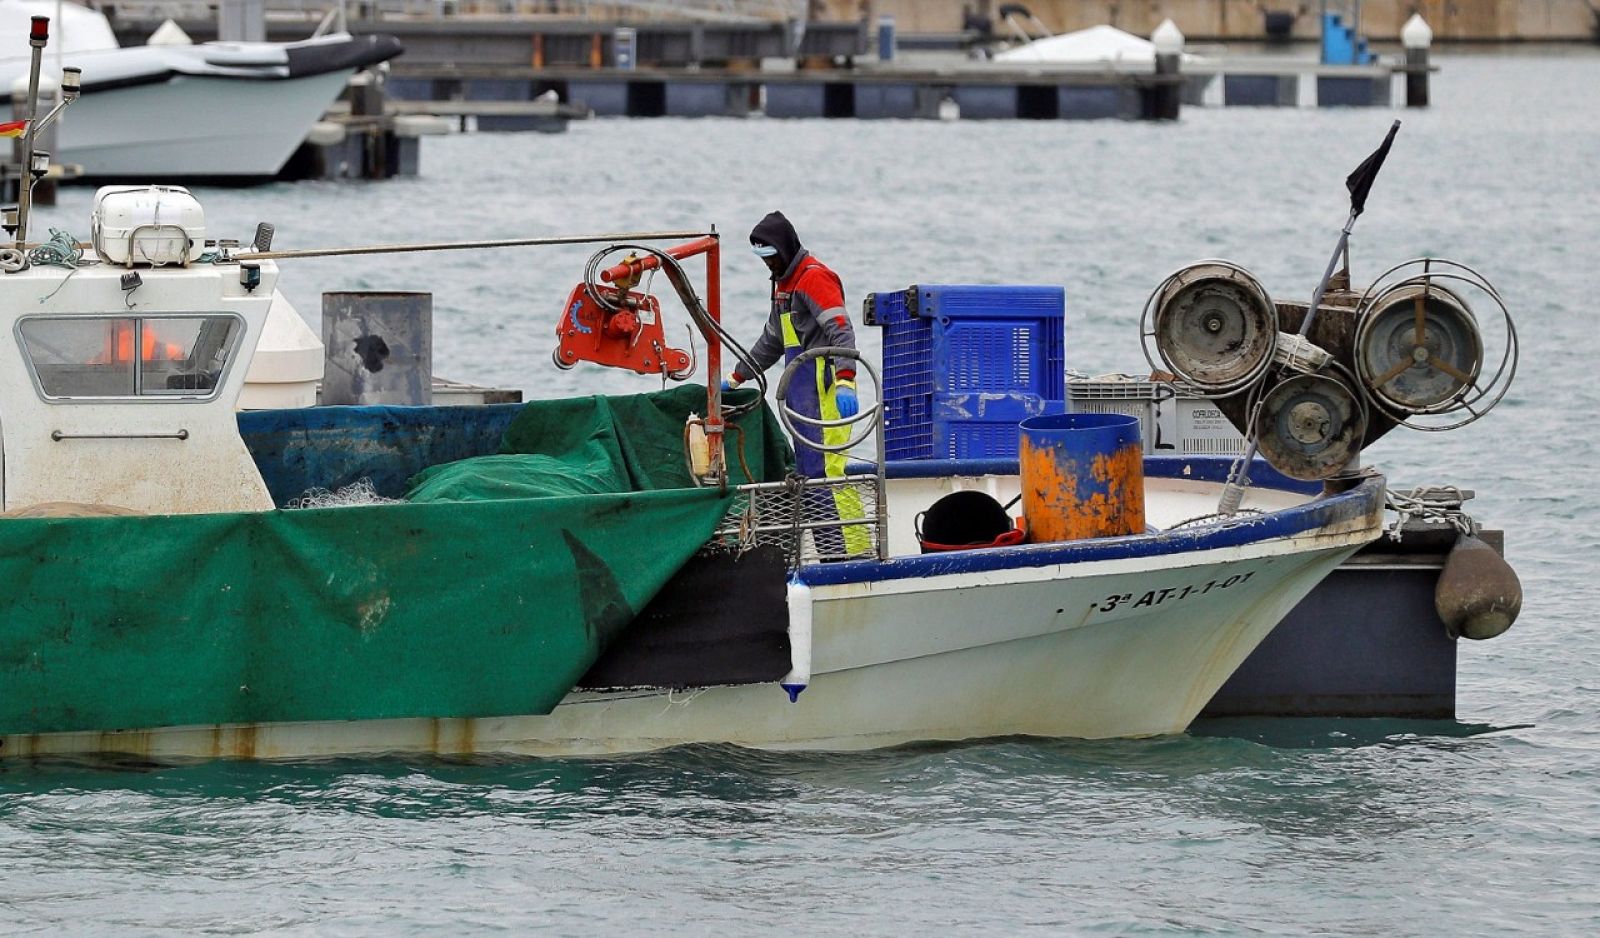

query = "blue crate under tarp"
[[865, 284, 1065, 460]]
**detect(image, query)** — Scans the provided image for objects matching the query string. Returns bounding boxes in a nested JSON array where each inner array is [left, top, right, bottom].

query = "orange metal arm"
[[598, 236, 720, 284], [601, 236, 727, 485]]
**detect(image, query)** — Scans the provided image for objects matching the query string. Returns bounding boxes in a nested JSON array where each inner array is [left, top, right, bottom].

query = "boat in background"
[[0, 2, 399, 179], [991, 22, 1204, 69]]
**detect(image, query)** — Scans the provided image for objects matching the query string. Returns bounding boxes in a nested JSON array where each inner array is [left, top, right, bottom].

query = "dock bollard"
[[1150, 19, 1183, 121], [1402, 13, 1432, 108], [349, 68, 384, 118]]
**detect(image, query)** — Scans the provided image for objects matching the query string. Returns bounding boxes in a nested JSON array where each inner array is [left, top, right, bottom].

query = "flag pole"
[[1216, 121, 1401, 517]]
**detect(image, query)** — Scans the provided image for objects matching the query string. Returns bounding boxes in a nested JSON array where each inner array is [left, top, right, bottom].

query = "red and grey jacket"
[[732, 249, 858, 384]]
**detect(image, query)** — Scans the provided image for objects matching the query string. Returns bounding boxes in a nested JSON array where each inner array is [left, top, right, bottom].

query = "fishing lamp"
[[2, 206, 17, 236], [30, 16, 48, 47], [61, 67, 80, 101], [28, 150, 49, 177], [239, 263, 261, 293]]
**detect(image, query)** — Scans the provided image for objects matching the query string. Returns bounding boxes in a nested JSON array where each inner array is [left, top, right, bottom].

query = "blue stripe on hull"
[[800, 457, 1383, 587]]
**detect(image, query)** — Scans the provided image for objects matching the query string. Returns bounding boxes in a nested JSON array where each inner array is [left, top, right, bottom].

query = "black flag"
[[1345, 120, 1401, 217]]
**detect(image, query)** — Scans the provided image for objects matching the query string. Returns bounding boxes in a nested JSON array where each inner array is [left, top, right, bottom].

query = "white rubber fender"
[[781, 579, 812, 702], [303, 121, 346, 147], [392, 115, 453, 137]]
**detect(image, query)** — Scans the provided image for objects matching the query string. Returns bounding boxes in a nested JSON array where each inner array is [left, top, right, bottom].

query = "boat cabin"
[[0, 188, 285, 514]]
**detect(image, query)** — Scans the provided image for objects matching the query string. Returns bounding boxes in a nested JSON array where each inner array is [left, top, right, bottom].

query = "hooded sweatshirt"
[[735, 211, 857, 382], [750, 210, 805, 278]]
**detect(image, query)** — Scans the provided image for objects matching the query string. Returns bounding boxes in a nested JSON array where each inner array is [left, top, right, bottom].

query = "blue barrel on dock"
[[1018, 413, 1144, 543]]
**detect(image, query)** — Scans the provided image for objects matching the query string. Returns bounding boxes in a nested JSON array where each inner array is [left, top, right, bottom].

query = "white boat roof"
[[993, 25, 1203, 68]]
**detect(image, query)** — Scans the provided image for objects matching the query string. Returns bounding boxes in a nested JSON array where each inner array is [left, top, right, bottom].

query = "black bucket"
[[916, 491, 1021, 553]]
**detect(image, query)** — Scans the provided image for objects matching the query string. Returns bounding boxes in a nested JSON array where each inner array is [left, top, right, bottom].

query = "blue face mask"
[[750, 243, 778, 258]]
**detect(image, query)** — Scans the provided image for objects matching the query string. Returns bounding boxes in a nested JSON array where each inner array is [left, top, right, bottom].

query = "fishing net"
[[284, 478, 404, 509]]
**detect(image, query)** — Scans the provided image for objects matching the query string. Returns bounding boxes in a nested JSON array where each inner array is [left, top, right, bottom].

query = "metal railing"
[[711, 345, 888, 567], [711, 472, 883, 566], [716, 470, 889, 560]]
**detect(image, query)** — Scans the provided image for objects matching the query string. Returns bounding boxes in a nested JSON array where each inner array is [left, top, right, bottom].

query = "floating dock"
[[107, 13, 1410, 126], [387, 65, 1179, 120], [382, 61, 1402, 120]]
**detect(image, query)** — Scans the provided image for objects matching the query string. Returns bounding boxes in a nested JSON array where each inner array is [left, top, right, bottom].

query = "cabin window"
[[18, 315, 243, 400]]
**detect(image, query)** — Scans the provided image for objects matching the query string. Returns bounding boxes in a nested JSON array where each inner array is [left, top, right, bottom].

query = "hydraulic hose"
[[582, 242, 768, 418]]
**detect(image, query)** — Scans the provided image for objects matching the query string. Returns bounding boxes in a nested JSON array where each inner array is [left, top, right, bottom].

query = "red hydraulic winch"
[[553, 253, 692, 378], [549, 234, 730, 484]]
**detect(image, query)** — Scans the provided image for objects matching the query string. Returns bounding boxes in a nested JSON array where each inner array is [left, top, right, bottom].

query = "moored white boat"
[[0, 3, 400, 178], [990, 22, 1207, 69]]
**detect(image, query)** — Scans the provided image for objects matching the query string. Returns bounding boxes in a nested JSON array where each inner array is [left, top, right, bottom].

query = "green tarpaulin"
[[406, 385, 789, 502], [0, 386, 792, 737]]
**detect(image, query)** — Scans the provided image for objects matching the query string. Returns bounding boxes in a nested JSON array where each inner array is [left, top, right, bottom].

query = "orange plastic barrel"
[[1018, 413, 1145, 542]]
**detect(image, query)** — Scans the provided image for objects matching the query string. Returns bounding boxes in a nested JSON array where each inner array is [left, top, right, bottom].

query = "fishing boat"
[[0, 194, 1508, 761], [0, 36, 1518, 761], [0, 217, 1384, 759], [0, 4, 399, 179]]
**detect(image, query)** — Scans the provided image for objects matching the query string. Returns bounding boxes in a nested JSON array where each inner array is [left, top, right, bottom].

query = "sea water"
[[3, 52, 1597, 934]]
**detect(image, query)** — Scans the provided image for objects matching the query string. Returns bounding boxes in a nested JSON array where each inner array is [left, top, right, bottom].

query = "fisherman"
[[723, 211, 868, 556]]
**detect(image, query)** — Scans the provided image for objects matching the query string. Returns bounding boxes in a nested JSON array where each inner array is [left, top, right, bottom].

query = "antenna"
[[10, 17, 81, 267], [13, 16, 48, 257]]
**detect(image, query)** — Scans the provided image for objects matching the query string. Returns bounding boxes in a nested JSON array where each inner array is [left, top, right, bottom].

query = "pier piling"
[[1402, 14, 1433, 108], [1150, 19, 1183, 121]]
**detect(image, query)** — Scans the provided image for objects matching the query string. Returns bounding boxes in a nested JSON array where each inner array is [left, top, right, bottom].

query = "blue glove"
[[835, 382, 859, 418]]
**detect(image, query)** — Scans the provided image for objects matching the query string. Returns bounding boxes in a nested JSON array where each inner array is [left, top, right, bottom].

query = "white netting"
[[285, 479, 405, 510]]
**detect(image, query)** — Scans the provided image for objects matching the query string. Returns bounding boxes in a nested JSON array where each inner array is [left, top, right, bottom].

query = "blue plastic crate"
[[932, 394, 1066, 459], [880, 299, 933, 460], [871, 284, 1065, 459], [863, 290, 912, 327]]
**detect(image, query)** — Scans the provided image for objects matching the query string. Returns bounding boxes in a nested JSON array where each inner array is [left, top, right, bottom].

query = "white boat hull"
[[58, 70, 353, 178], [0, 510, 1373, 760]]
